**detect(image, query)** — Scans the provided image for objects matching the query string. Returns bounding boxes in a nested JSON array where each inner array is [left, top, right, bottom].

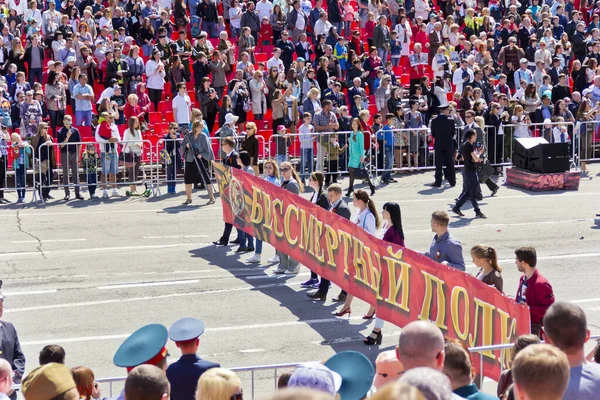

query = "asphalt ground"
[[0, 165, 599, 398]]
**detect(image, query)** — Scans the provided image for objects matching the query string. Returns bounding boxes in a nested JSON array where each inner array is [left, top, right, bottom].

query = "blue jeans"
[[87, 172, 97, 196], [29, 67, 43, 86], [16, 164, 26, 199], [377, 49, 389, 63], [166, 161, 176, 193], [75, 110, 92, 126], [332, 21, 343, 36], [383, 146, 394, 180], [254, 238, 263, 254], [203, 21, 218, 38], [299, 147, 314, 179], [231, 27, 242, 40], [236, 228, 254, 248], [276, 154, 287, 166]]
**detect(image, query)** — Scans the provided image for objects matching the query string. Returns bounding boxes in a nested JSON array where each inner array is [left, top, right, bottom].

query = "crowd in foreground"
[[1, 301, 599, 400]]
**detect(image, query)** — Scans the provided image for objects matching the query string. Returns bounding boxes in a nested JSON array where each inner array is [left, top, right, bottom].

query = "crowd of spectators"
[[1, 0, 600, 204]]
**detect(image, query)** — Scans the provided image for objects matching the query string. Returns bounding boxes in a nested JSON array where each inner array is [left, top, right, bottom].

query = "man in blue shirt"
[[71, 74, 94, 126], [167, 318, 220, 400], [378, 113, 396, 183], [424, 211, 466, 271]]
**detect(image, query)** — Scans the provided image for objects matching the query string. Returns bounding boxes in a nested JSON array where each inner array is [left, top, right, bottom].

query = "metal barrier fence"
[[15, 335, 599, 398], [576, 120, 600, 165], [0, 142, 40, 203], [34, 140, 155, 204]]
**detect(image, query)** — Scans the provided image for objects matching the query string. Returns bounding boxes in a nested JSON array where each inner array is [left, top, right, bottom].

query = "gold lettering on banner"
[[497, 308, 518, 369], [419, 271, 448, 330], [312, 219, 325, 262], [338, 230, 353, 277], [263, 192, 273, 231], [363, 245, 378, 294], [382, 250, 411, 311], [450, 286, 469, 341], [299, 210, 314, 251], [323, 224, 338, 267], [272, 199, 284, 238], [250, 188, 264, 224], [371, 251, 384, 300], [284, 205, 300, 245], [351, 237, 366, 285], [469, 298, 497, 360]]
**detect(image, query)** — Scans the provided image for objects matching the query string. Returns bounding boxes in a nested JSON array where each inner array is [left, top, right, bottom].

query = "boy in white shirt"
[[172, 83, 192, 127], [298, 112, 315, 182]]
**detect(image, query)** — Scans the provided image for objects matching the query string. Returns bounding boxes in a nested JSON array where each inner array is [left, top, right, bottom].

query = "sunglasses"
[[280, 167, 291, 172]]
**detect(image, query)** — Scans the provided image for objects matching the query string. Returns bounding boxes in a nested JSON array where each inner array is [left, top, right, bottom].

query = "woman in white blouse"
[[394, 16, 412, 58], [333, 189, 381, 317], [122, 116, 144, 194]]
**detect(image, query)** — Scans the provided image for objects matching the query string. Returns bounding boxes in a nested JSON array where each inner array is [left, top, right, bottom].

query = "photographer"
[[452, 129, 487, 219]]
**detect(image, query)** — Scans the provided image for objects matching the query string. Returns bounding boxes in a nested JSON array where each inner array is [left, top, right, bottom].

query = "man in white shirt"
[[172, 83, 192, 127], [266, 48, 285, 73], [255, 0, 273, 21], [452, 59, 474, 95], [313, 11, 332, 38], [513, 58, 533, 89]]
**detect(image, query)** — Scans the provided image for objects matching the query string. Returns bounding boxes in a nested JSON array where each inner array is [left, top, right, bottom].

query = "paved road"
[[0, 166, 599, 397]]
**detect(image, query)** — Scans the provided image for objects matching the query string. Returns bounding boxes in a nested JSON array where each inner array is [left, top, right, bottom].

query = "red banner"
[[214, 164, 530, 380]]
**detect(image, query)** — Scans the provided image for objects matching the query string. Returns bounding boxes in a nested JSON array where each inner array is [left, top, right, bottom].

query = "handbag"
[[353, 163, 370, 179], [281, 114, 292, 128], [476, 159, 495, 183]]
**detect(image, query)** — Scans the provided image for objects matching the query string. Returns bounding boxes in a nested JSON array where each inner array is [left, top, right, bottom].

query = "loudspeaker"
[[513, 138, 570, 174], [529, 157, 570, 173], [514, 137, 549, 159], [529, 142, 569, 160]]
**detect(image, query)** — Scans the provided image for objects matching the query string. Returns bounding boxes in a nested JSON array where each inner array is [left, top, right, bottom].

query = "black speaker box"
[[529, 157, 570, 173]]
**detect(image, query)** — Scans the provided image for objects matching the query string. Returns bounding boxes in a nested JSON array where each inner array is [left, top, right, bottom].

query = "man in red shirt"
[[515, 246, 555, 338]]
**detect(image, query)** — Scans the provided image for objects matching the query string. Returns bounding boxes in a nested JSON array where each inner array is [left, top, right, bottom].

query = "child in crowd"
[[373, 69, 384, 91], [216, 16, 227, 35], [259, 16, 272, 46], [5, 64, 17, 88], [379, 113, 397, 183], [334, 37, 348, 71], [298, 112, 315, 183], [11, 132, 31, 203], [81, 144, 100, 199], [324, 135, 347, 185], [390, 31, 402, 67], [365, 12, 376, 48]]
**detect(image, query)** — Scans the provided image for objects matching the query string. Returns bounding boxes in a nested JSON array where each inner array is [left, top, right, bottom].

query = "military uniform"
[[113, 324, 169, 400], [0, 282, 25, 400], [167, 318, 220, 400]]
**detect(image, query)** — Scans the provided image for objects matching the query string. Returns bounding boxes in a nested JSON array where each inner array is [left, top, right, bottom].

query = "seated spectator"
[[71, 366, 101, 400], [288, 363, 341, 396], [511, 344, 570, 400], [443, 342, 496, 399], [496, 335, 541, 398], [125, 365, 169, 400], [399, 368, 454, 400], [370, 381, 425, 400], [196, 368, 242, 400], [543, 302, 600, 399], [0, 360, 13, 400], [22, 363, 79, 400], [39, 344, 66, 365]]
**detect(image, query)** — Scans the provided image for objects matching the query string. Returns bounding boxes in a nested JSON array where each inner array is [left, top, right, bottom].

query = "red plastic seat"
[[158, 101, 173, 114], [154, 122, 169, 136], [148, 112, 163, 125], [77, 125, 94, 139]]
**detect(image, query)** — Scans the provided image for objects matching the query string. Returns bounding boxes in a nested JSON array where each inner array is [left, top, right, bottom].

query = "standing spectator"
[[515, 246, 556, 337], [182, 121, 216, 205], [496, 335, 541, 398], [19, 90, 42, 139], [327, 0, 343, 36], [276, 31, 295, 72], [241, 2, 260, 42], [127, 46, 145, 95], [424, 211, 465, 271], [242, 122, 260, 175], [72, 73, 93, 126], [172, 83, 192, 128], [95, 112, 121, 198], [312, 99, 338, 172], [287, 0, 307, 44], [45, 71, 67, 134], [196, 0, 219, 38], [209, 52, 227, 99], [543, 302, 600, 400], [298, 112, 315, 182], [122, 117, 144, 194], [373, 16, 391, 63], [212, 137, 241, 246], [249, 71, 267, 120], [430, 104, 456, 187], [452, 129, 487, 219], [24, 35, 44, 86], [145, 49, 166, 112], [512, 344, 570, 400], [106, 47, 129, 92], [57, 115, 83, 201]]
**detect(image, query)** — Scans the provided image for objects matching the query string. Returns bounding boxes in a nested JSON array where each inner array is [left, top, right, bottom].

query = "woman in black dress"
[[183, 121, 215, 205], [242, 121, 260, 175]]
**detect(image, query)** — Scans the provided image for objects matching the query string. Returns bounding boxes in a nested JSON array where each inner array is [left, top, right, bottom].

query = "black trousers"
[[148, 88, 162, 111], [434, 149, 456, 186], [220, 223, 234, 242], [455, 168, 480, 213], [0, 155, 6, 198]]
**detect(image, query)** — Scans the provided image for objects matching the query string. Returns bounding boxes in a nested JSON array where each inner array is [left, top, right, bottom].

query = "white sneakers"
[[111, 190, 122, 197], [102, 190, 109, 199], [247, 254, 261, 263], [267, 255, 280, 263]]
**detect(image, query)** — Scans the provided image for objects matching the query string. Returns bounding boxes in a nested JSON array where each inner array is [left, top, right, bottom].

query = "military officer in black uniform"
[[0, 281, 25, 400], [113, 324, 169, 400], [430, 104, 457, 187], [167, 317, 220, 400]]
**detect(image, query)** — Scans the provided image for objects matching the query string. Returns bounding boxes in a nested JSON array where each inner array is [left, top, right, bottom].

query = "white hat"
[[583, 87, 593, 96], [224, 113, 239, 125]]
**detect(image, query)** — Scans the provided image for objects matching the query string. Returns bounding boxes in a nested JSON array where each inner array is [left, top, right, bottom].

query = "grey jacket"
[[184, 133, 215, 162]]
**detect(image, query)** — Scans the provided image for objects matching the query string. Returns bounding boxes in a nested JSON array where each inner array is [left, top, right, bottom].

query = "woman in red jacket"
[[123, 93, 146, 125]]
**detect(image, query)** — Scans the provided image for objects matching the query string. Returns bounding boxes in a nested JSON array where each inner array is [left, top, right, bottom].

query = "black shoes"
[[475, 211, 487, 219], [231, 238, 240, 244], [491, 187, 499, 197], [370, 183, 376, 196], [213, 239, 228, 246], [452, 206, 465, 217], [307, 291, 326, 301], [363, 330, 383, 345], [431, 182, 441, 187], [75, 195, 85, 200], [332, 292, 346, 302]]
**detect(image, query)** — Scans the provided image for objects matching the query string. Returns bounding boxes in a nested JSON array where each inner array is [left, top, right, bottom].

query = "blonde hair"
[[196, 368, 242, 400], [128, 94, 139, 103], [370, 381, 425, 400], [512, 344, 569, 400], [307, 87, 320, 99], [191, 108, 203, 122], [245, 122, 257, 134], [264, 159, 280, 179]]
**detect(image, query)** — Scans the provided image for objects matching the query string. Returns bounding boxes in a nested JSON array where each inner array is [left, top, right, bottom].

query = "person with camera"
[[452, 129, 487, 219]]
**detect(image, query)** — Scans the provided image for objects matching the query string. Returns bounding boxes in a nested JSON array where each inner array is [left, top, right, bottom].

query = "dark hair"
[[383, 202, 404, 241], [464, 129, 477, 141], [515, 246, 537, 267], [510, 334, 541, 361], [277, 372, 292, 389], [543, 302, 588, 351], [239, 150, 251, 167], [354, 189, 381, 228], [39, 345, 66, 365], [310, 171, 325, 195], [124, 365, 170, 400]]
